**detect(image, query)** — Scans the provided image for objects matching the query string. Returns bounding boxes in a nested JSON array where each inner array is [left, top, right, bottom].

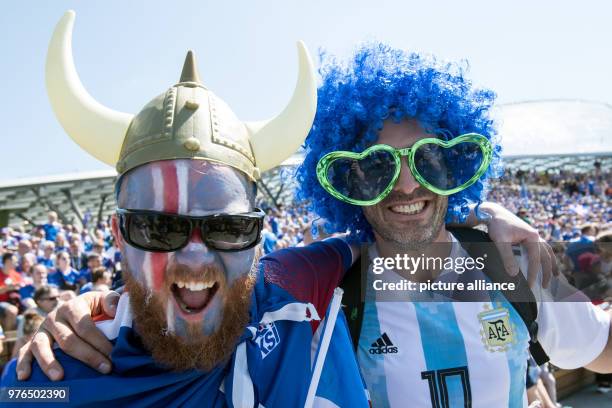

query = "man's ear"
[[111, 214, 125, 252]]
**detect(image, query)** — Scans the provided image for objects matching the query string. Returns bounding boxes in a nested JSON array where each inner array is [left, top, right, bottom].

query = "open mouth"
[[388, 200, 428, 216], [171, 280, 219, 315]]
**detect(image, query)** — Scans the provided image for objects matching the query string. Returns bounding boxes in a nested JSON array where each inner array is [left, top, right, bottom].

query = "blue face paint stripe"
[[124, 242, 147, 283], [119, 164, 155, 209], [413, 302, 469, 407]]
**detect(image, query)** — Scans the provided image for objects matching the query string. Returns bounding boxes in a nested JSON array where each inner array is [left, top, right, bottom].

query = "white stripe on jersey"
[[358, 238, 530, 407]]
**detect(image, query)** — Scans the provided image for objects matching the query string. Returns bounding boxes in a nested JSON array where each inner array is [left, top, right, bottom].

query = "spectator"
[[79, 267, 112, 294], [98, 220, 111, 241], [17, 253, 36, 275], [54, 232, 68, 252], [31, 285, 61, 316], [261, 220, 278, 254], [104, 239, 121, 272], [0, 252, 22, 330], [16, 285, 61, 336], [81, 229, 93, 252], [30, 236, 42, 257], [566, 224, 598, 272], [79, 253, 102, 285], [48, 251, 79, 291], [19, 264, 49, 309], [68, 237, 87, 271], [17, 239, 32, 260], [42, 211, 61, 242], [595, 230, 612, 276], [37, 241, 56, 269], [11, 310, 44, 359], [32, 227, 45, 243], [91, 240, 112, 268], [1, 227, 17, 250]]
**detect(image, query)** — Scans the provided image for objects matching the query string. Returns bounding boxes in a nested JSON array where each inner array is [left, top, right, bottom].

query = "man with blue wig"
[[294, 43, 612, 407]]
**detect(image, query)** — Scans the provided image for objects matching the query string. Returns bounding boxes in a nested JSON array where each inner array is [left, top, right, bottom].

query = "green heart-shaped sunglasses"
[[316, 133, 493, 206]]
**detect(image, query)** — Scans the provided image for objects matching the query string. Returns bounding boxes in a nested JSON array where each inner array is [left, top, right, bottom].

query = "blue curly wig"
[[295, 42, 503, 242]]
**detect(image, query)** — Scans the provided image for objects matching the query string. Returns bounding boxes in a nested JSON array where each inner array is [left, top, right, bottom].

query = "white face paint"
[[117, 159, 257, 337]]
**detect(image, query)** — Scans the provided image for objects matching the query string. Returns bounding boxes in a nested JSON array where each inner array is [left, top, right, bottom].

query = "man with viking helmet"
[[8, 11, 562, 408], [2, 11, 370, 407]]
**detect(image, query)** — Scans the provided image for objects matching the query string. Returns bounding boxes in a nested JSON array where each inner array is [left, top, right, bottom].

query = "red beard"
[[123, 258, 256, 371]]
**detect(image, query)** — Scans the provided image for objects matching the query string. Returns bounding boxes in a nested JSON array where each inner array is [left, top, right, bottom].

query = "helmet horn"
[[46, 10, 133, 166], [246, 41, 317, 172]]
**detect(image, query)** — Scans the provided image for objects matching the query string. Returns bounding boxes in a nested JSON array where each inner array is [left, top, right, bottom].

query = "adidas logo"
[[369, 332, 398, 354]]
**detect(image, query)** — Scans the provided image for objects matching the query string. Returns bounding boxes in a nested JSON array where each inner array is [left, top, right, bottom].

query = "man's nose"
[[393, 160, 420, 195], [173, 225, 215, 267]]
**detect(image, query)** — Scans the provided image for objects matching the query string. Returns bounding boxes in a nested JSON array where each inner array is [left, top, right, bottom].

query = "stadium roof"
[[496, 99, 612, 157], [0, 156, 302, 227], [0, 170, 117, 228]]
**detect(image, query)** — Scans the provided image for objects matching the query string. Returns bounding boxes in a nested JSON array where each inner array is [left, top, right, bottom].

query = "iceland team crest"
[[255, 322, 281, 359], [478, 305, 515, 352]]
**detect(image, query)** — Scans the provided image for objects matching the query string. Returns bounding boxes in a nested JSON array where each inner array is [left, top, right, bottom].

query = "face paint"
[[165, 299, 175, 334], [117, 159, 256, 338]]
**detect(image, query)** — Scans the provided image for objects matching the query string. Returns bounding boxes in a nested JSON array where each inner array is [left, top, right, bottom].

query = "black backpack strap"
[[447, 227, 549, 365], [340, 246, 368, 351], [339, 231, 550, 365]]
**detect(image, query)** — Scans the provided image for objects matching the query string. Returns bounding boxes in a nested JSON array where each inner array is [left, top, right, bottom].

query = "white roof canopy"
[[496, 100, 612, 157]]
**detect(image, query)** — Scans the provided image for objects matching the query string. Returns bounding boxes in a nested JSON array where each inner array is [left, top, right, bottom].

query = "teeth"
[[391, 201, 425, 215], [174, 280, 216, 291]]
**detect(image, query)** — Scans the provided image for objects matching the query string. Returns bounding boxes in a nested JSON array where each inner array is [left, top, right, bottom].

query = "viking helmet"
[[46, 11, 317, 180]]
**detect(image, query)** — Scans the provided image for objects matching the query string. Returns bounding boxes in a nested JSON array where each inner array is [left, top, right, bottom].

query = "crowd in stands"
[[487, 164, 611, 286], [0, 211, 119, 362], [260, 203, 314, 253], [490, 163, 610, 242]]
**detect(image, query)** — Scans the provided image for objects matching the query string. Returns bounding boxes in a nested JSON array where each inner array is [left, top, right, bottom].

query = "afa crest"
[[478, 305, 516, 352]]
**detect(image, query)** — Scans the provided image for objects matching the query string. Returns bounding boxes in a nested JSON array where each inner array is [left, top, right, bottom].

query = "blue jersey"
[[2, 239, 369, 408], [47, 269, 80, 290], [36, 256, 55, 269], [42, 224, 60, 242], [18, 285, 36, 302]]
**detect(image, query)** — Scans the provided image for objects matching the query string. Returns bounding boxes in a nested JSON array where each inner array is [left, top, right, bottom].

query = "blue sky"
[[2, 0, 611, 181]]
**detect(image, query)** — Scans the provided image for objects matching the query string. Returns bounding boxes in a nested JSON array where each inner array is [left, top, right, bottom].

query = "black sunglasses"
[[117, 208, 265, 253]]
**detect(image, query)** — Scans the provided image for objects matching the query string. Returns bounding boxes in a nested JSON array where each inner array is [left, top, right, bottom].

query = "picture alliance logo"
[[369, 333, 398, 354]]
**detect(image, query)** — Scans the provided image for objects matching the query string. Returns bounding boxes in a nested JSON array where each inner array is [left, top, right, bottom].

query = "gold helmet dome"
[[45, 11, 317, 180]]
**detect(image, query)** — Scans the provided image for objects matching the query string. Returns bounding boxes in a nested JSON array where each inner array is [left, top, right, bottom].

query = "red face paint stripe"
[[151, 252, 168, 291], [149, 162, 178, 291], [159, 161, 179, 214]]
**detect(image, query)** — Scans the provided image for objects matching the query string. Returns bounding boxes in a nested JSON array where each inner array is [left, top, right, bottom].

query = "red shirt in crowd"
[[0, 268, 23, 302]]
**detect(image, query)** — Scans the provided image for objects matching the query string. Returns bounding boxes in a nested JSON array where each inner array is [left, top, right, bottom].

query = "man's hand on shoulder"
[[467, 202, 558, 288], [16, 291, 119, 381]]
